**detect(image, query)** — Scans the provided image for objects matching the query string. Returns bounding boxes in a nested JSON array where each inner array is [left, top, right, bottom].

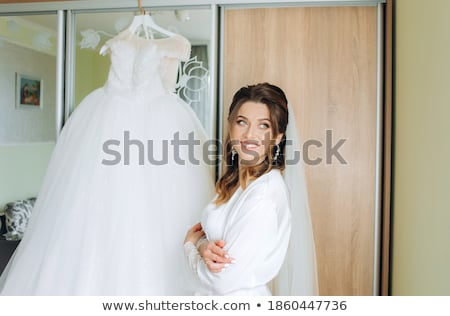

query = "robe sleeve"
[[192, 195, 290, 295]]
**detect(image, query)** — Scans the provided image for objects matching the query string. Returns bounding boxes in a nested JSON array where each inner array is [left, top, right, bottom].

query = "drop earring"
[[273, 144, 280, 161], [231, 147, 237, 163]]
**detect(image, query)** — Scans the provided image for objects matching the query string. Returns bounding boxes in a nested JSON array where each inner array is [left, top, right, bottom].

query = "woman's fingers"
[[209, 250, 232, 263], [198, 239, 236, 273], [184, 225, 205, 244], [191, 222, 202, 232], [192, 230, 205, 241], [209, 241, 234, 263], [212, 253, 233, 264], [211, 243, 228, 257], [205, 260, 229, 273], [200, 241, 235, 271]]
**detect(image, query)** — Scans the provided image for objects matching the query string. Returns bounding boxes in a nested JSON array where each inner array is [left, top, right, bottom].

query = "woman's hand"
[[198, 240, 235, 273], [184, 222, 205, 245]]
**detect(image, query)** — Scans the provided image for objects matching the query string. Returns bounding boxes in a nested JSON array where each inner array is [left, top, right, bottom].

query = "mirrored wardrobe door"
[[68, 7, 214, 138], [0, 13, 58, 213]]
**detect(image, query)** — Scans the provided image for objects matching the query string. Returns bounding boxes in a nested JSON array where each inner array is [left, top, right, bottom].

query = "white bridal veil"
[[272, 106, 319, 295]]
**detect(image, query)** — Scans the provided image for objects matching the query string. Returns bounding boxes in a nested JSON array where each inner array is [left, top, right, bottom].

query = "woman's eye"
[[260, 123, 270, 129], [237, 119, 246, 126]]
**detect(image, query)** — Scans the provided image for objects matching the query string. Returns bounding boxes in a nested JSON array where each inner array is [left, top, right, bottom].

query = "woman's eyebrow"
[[236, 115, 270, 121]]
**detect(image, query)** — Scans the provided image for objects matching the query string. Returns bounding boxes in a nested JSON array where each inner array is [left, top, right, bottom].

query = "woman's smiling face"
[[229, 101, 282, 166]]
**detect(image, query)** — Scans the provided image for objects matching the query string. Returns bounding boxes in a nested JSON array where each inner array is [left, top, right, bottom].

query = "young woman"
[[184, 83, 296, 295]]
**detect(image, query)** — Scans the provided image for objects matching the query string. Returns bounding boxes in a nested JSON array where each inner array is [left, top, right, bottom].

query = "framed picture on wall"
[[16, 73, 43, 109]]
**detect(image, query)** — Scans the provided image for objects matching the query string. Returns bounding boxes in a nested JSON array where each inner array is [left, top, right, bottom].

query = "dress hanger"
[[138, 0, 144, 15], [99, 1, 177, 54], [128, 0, 176, 39], [127, 14, 176, 39]]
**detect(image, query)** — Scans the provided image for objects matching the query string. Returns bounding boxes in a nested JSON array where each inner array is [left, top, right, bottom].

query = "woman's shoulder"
[[253, 169, 286, 188], [237, 170, 290, 223], [245, 169, 289, 201]]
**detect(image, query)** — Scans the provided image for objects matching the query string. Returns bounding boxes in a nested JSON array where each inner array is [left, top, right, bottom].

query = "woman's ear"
[[275, 133, 283, 145]]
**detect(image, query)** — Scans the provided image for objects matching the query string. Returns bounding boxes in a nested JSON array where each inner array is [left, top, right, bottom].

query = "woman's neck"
[[238, 161, 271, 189]]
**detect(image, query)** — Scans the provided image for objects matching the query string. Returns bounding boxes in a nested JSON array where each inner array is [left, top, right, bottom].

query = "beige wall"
[[0, 143, 54, 210], [393, 0, 450, 295]]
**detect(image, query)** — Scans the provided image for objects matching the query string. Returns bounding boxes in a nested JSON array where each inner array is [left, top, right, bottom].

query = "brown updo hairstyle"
[[214, 82, 289, 205]]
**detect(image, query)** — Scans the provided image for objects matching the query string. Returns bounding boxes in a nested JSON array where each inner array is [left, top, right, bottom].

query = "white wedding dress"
[[0, 29, 214, 295]]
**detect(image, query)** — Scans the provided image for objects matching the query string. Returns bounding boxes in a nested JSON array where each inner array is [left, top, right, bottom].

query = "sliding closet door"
[[223, 6, 378, 295]]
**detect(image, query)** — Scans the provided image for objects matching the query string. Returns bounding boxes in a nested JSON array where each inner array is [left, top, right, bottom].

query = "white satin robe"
[[184, 169, 291, 295]]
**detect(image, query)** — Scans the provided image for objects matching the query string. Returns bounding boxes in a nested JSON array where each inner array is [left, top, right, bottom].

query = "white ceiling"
[[23, 8, 211, 43]]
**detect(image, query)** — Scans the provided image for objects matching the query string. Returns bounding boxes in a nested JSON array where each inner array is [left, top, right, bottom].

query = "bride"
[[184, 83, 318, 296]]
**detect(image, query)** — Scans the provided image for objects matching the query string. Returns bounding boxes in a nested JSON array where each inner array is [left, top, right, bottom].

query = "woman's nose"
[[243, 123, 256, 138]]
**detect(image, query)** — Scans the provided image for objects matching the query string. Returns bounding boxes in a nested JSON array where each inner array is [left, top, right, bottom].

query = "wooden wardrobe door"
[[223, 6, 378, 295]]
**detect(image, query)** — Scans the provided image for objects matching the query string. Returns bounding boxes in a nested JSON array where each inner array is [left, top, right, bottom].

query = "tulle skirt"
[[0, 88, 215, 295]]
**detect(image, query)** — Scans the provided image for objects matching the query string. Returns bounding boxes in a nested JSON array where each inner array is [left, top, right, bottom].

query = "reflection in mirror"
[[0, 15, 57, 143], [0, 14, 57, 214], [73, 9, 213, 136]]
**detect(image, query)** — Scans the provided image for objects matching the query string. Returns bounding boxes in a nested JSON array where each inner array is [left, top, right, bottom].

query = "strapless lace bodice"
[[101, 30, 191, 95]]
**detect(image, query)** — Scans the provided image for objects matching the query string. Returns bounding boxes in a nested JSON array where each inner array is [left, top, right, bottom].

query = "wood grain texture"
[[224, 6, 378, 295]]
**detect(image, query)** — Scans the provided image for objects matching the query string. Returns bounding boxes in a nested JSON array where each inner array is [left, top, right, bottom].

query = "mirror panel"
[[0, 14, 57, 143], [72, 8, 213, 136], [0, 14, 58, 210]]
